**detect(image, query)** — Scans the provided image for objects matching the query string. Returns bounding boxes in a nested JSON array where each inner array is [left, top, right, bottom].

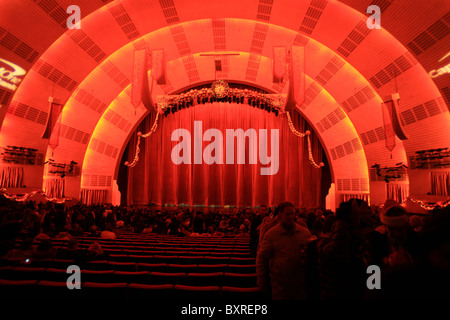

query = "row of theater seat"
[[19, 238, 252, 253], [1, 258, 256, 273], [0, 266, 257, 287], [0, 279, 266, 300], [35, 237, 251, 245], [2, 255, 255, 267], [97, 255, 254, 264], [63, 232, 251, 245]]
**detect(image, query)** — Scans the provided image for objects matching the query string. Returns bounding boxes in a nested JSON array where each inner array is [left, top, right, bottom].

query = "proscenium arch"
[[45, 20, 410, 201], [1, 0, 447, 204], [72, 24, 406, 202], [54, 21, 404, 164], [81, 51, 370, 198]]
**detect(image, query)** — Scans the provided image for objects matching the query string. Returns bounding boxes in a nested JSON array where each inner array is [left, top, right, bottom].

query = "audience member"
[[31, 239, 56, 260], [372, 206, 450, 300], [7, 238, 33, 260], [100, 225, 117, 240], [306, 208, 325, 236], [366, 200, 418, 268], [316, 200, 367, 300], [55, 239, 83, 260], [193, 212, 205, 234], [256, 202, 313, 299]]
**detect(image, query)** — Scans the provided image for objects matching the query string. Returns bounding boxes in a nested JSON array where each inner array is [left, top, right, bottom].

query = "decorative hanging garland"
[[0, 188, 67, 203], [286, 111, 309, 137], [408, 197, 450, 211], [124, 112, 160, 167], [156, 82, 285, 114], [286, 111, 325, 169]]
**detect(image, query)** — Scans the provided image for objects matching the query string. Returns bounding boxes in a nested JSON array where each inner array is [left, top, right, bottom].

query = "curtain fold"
[[430, 172, 450, 196], [125, 103, 323, 208], [342, 193, 370, 203], [0, 167, 23, 188], [43, 179, 65, 198], [386, 183, 409, 203], [81, 189, 107, 206]]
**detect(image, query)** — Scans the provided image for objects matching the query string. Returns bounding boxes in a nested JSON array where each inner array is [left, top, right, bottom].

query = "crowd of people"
[[0, 197, 258, 262], [256, 199, 450, 300], [0, 194, 449, 300]]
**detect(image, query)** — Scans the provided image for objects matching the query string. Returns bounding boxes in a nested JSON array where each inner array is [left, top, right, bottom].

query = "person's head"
[[314, 208, 323, 217], [271, 205, 280, 218], [336, 201, 352, 221], [88, 241, 104, 256], [380, 202, 409, 238], [277, 202, 295, 230]]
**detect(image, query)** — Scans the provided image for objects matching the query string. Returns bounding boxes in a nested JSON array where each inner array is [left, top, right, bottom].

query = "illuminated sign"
[[429, 52, 450, 79], [0, 58, 26, 91], [429, 63, 450, 79]]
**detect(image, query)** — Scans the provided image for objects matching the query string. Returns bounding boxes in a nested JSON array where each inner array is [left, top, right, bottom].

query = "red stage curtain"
[[43, 179, 65, 198], [430, 172, 449, 196], [342, 193, 370, 203], [126, 103, 323, 208], [0, 167, 23, 188], [81, 189, 107, 206], [386, 183, 409, 203]]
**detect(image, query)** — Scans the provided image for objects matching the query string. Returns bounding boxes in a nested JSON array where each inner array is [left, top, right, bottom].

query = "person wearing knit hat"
[[380, 200, 417, 267], [366, 199, 418, 269], [380, 201, 409, 228]]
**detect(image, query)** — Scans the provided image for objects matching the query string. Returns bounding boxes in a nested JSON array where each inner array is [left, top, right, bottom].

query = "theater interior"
[[0, 0, 449, 302]]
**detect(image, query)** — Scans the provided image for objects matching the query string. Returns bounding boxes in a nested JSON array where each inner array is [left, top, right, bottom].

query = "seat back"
[[113, 271, 150, 284], [0, 279, 37, 299], [149, 272, 186, 285], [186, 272, 223, 286], [173, 285, 221, 300], [223, 272, 257, 287], [81, 269, 115, 283], [37, 280, 82, 300], [81, 282, 128, 300], [221, 286, 267, 300], [107, 261, 137, 272], [127, 283, 173, 300], [136, 262, 167, 272]]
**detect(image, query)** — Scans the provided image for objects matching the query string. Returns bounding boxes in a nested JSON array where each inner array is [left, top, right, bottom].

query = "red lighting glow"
[[0, 0, 448, 303]]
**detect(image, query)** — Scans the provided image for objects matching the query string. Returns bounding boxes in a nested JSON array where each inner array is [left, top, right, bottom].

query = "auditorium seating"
[[127, 283, 173, 300], [37, 280, 83, 300], [173, 285, 222, 300], [0, 230, 266, 300], [0, 279, 37, 299]]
